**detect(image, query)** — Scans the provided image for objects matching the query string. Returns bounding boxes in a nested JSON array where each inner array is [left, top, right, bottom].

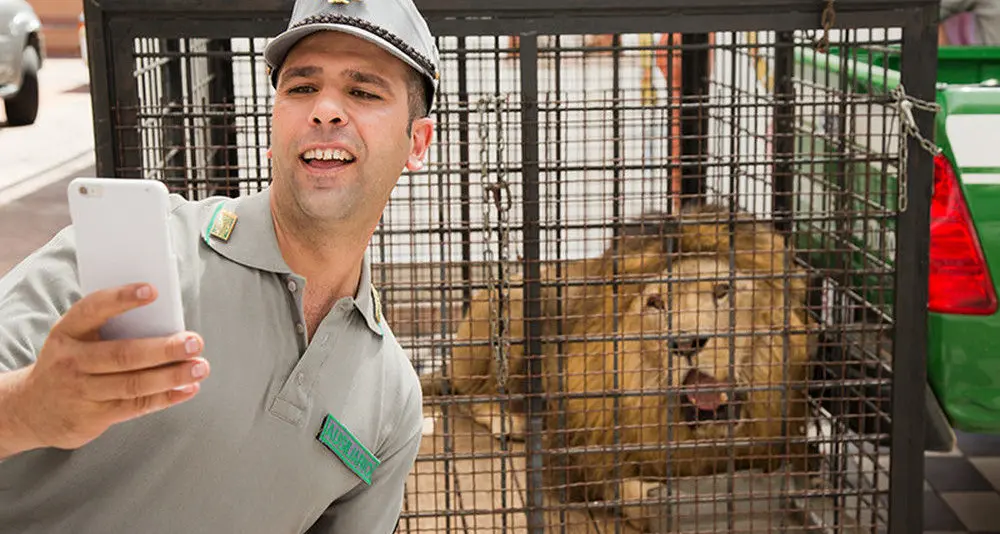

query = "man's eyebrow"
[[346, 69, 393, 92], [279, 65, 322, 83]]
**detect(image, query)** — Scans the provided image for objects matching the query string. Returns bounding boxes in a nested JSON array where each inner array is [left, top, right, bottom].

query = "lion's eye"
[[712, 283, 732, 300], [646, 294, 665, 310]]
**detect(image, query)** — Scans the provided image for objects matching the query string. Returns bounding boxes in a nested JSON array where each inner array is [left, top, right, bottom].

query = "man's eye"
[[351, 89, 381, 100], [288, 85, 315, 94]]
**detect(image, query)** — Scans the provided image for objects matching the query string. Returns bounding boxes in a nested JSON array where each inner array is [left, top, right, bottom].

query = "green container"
[[806, 44, 1000, 88], [878, 46, 1000, 85]]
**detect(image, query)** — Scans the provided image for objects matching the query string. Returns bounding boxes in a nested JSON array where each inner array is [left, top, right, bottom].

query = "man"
[[939, 0, 1000, 46], [0, 0, 438, 532]]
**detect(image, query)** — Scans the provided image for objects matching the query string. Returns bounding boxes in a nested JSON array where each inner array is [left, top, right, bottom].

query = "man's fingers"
[[81, 358, 210, 401], [106, 383, 202, 424], [75, 332, 203, 375], [55, 283, 158, 340]]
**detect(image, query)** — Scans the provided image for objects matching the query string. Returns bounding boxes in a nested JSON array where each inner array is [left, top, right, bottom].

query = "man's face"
[[268, 31, 433, 226]]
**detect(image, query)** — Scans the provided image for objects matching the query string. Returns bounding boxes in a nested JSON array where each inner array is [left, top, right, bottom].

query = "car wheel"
[[3, 46, 41, 127]]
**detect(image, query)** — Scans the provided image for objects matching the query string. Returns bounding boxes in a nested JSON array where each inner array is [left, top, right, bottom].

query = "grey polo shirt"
[[0, 187, 423, 534]]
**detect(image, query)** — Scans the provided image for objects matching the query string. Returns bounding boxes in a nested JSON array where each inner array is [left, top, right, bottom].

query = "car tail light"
[[928, 153, 998, 315]]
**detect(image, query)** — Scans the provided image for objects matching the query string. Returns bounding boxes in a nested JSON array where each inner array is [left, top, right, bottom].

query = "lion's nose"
[[668, 336, 710, 362]]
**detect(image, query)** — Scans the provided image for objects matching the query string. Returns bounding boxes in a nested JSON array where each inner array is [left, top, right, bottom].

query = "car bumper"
[[928, 311, 1000, 434]]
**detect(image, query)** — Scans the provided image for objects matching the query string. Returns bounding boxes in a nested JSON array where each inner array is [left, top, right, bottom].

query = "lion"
[[418, 204, 818, 531], [539, 251, 815, 531], [420, 203, 813, 452], [417, 210, 691, 439]]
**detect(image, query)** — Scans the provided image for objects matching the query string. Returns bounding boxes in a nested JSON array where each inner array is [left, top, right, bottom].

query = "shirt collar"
[[200, 187, 384, 338], [355, 252, 385, 337]]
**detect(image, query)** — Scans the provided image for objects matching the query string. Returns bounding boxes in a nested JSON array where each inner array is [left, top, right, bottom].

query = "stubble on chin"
[[280, 174, 361, 229]]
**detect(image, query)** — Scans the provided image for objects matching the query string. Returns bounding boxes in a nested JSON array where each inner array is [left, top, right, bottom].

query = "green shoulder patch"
[[316, 414, 381, 485]]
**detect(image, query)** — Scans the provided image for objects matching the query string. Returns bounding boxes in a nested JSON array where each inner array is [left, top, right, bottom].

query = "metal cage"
[[83, 0, 940, 532]]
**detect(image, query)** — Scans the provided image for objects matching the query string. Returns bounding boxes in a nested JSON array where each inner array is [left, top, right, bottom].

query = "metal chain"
[[890, 84, 942, 213], [815, 0, 836, 52], [477, 97, 499, 389], [478, 96, 512, 390], [494, 97, 512, 391], [805, 0, 940, 216]]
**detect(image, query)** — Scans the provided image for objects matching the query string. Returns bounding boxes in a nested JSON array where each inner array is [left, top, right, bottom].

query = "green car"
[[925, 47, 1000, 437], [794, 44, 1000, 445]]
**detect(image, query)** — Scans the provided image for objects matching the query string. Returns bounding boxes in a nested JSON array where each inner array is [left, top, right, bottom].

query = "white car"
[[0, 0, 43, 126]]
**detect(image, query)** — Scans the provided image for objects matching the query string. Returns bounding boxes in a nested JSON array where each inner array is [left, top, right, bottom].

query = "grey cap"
[[264, 0, 440, 113]]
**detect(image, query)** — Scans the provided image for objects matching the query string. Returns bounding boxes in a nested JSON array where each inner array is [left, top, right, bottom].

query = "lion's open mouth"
[[680, 369, 744, 424]]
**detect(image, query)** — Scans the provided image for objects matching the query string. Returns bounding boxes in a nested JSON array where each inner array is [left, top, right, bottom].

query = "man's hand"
[[0, 282, 210, 457]]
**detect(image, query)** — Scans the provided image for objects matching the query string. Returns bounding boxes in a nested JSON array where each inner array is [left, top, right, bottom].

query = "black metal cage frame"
[[82, 1, 940, 532]]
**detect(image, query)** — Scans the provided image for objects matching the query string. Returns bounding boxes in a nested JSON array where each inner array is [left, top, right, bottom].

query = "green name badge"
[[317, 414, 381, 485]]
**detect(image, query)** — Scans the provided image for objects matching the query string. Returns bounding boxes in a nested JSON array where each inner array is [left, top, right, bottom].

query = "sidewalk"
[[0, 58, 95, 207]]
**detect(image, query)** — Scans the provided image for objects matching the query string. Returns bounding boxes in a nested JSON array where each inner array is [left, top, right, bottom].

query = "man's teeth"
[[302, 148, 354, 162]]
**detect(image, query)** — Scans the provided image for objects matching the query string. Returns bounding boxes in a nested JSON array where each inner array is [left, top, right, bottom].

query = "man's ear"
[[266, 148, 273, 159], [405, 117, 435, 172]]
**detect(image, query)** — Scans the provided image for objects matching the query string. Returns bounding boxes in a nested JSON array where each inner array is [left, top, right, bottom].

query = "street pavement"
[[0, 58, 95, 209], [0, 57, 94, 275], [0, 172, 78, 275]]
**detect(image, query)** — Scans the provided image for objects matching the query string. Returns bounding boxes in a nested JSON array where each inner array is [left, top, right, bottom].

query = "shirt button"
[[296, 372, 305, 385], [287, 279, 297, 293], [295, 322, 305, 335]]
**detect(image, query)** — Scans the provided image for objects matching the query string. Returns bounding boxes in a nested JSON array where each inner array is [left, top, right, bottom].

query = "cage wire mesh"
[[102, 6, 935, 533]]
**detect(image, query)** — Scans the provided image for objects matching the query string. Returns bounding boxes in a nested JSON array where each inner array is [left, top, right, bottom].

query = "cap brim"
[[264, 23, 431, 89]]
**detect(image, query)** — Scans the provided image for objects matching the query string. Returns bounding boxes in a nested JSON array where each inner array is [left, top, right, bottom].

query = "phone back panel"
[[67, 178, 186, 340]]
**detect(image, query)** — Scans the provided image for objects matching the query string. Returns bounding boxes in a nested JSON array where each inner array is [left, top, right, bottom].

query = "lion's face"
[[631, 257, 773, 435]]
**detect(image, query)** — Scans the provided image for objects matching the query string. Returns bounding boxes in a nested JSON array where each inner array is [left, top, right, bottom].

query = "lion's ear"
[[646, 294, 665, 310], [712, 283, 732, 300]]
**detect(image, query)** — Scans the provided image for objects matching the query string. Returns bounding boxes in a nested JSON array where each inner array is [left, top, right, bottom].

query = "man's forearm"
[[0, 366, 40, 461]]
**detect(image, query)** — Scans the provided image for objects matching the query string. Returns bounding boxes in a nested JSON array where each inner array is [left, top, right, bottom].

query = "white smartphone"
[[67, 177, 186, 340]]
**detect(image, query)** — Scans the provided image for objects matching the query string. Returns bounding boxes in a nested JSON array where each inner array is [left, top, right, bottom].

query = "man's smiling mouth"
[[300, 148, 356, 170]]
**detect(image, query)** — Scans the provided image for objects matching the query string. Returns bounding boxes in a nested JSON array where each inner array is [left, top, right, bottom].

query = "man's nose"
[[311, 95, 347, 125]]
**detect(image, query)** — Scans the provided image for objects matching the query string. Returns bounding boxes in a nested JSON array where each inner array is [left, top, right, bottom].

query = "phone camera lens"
[[79, 186, 88, 195]]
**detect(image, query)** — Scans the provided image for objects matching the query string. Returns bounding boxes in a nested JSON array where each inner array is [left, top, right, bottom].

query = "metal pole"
[[889, 5, 937, 534], [518, 31, 546, 534]]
